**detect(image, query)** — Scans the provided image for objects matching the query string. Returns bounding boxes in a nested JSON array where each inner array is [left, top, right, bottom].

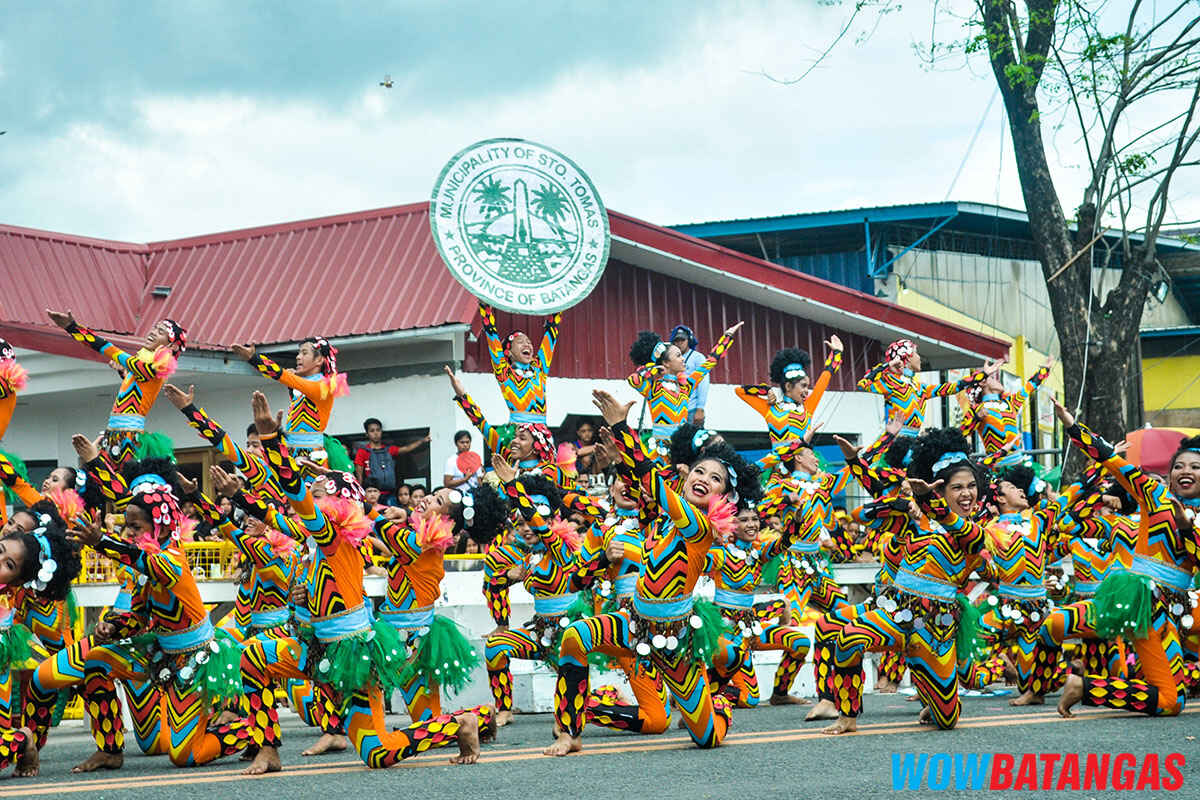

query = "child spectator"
[[394, 483, 412, 510]]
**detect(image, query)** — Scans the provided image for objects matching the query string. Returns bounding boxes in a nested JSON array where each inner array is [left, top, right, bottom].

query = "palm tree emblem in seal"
[[430, 138, 610, 315]]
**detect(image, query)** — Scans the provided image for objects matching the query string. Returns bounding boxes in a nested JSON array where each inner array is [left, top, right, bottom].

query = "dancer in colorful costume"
[[823, 428, 988, 733], [478, 303, 560, 443], [28, 450, 251, 773], [736, 338, 842, 448], [445, 367, 567, 487], [1053, 399, 1200, 719], [230, 338, 348, 464], [568, 475, 673, 734], [0, 339, 28, 443], [937, 464, 1067, 705], [627, 323, 742, 448], [856, 338, 991, 442], [236, 391, 490, 774], [0, 511, 81, 777], [46, 309, 186, 467], [961, 355, 1053, 468], [370, 478, 503, 724], [708, 505, 812, 706], [545, 389, 759, 756], [484, 467, 596, 727]]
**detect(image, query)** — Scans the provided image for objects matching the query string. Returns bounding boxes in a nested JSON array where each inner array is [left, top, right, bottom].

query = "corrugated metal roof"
[[146, 202, 474, 349], [0, 224, 147, 335], [0, 201, 1007, 364], [466, 257, 882, 387]]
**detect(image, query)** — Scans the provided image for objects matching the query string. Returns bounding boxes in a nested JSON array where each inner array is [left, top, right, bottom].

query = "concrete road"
[[3, 692, 1197, 800]]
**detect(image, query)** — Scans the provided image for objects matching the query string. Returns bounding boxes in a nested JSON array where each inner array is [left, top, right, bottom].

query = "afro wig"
[[5, 511, 82, 601], [629, 330, 667, 367], [451, 482, 509, 546], [907, 427, 981, 484], [769, 347, 813, 387]]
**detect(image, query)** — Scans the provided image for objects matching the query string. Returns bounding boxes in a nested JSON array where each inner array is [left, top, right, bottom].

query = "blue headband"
[[1029, 476, 1046, 495], [692, 429, 715, 450], [901, 450, 914, 467], [527, 493, 552, 518], [782, 362, 807, 381], [652, 341, 668, 361], [26, 515, 57, 592], [129, 473, 167, 490], [931, 452, 969, 475]]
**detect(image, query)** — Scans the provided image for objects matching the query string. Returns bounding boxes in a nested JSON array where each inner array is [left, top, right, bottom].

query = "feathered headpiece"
[[128, 474, 185, 552], [305, 337, 350, 398], [161, 319, 188, 355]]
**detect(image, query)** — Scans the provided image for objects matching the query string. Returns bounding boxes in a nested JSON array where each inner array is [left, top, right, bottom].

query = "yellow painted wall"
[[1143, 355, 1200, 411], [894, 287, 1063, 439]]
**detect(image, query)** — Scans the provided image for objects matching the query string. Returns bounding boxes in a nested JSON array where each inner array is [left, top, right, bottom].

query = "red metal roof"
[[465, 258, 883, 388], [0, 202, 1007, 364], [145, 202, 474, 349]]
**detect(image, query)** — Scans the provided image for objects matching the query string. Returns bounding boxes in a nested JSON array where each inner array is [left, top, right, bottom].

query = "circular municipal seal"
[[430, 138, 610, 315]]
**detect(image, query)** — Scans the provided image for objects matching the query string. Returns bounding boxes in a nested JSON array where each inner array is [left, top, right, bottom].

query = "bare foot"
[[240, 745, 259, 762], [1009, 690, 1044, 706], [449, 713, 480, 765], [71, 749, 123, 773], [13, 729, 38, 777], [918, 706, 932, 725], [542, 730, 582, 757], [875, 678, 899, 693], [805, 698, 839, 721], [1000, 652, 1018, 683], [242, 745, 281, 775], [215, 709, 241, 726], [494, 709, 515, 728], [769, 692, 811, 706], [905, 693, 922, 702], [1057, 674, 1083, 718], [821, 715, 857, 735], [302, 733, 348, 756]]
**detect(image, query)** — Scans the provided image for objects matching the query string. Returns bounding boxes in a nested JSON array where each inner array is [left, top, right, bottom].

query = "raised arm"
[[445, 366, 500, 452], [804, 336, 843, 416], [856, 359, 891, 393], [251, 391, 337, 552], [687, 322, 743, 389], [537, 312, 562, 373], [49, 310, 165, 382], [921, 365, 989, 401]]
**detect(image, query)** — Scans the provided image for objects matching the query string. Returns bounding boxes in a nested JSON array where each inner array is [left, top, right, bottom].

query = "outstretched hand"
[[251, 391, 283, 435], [491, 453, 517, 484], [231, 344, 255, 362], [824, 334, 843, 353], [177, 472, 198, 496], [71, 433, 100, 463], [832, 434, 860, 461], [209, 465, 241, 498], [46, 308, 76, 330], [162, 383, 195, 410], [1050, 396, 1075, 428], [906, 477, 944, 497], [803, 421, 824, 445], [592, 390, 635, 426], [70, 513, 104, 549], [724, 321, 745, 338], [444, 365, 467, 398]]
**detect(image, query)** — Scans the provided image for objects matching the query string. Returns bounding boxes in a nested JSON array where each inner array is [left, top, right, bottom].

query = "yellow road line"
[[5, 706, 1193, 797]]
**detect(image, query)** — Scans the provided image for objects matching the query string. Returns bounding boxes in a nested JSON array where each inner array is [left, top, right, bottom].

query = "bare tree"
[[959, 0, 1200, 465]]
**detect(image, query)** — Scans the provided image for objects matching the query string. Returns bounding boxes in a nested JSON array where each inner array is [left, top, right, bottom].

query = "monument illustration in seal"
[[430, 138, 610, 315]]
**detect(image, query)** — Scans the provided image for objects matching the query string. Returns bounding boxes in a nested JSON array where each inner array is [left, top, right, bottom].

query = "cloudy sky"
[[2, 0, 1195, 242]]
